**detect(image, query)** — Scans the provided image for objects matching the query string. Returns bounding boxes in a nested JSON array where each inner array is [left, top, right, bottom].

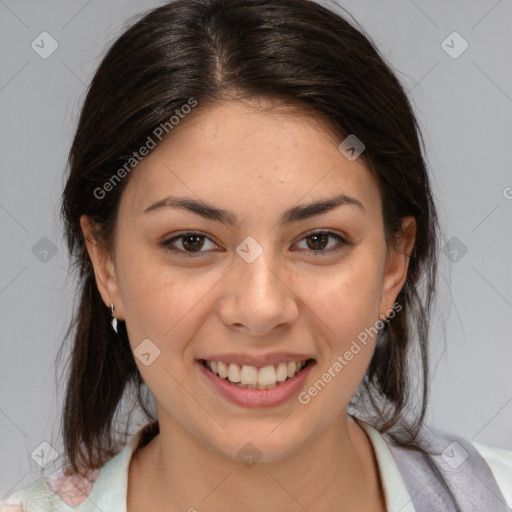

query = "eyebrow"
[[143, 193, 366, 225]]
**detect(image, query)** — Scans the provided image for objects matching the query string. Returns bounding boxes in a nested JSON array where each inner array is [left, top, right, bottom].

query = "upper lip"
[[199, 352, 315, 368]]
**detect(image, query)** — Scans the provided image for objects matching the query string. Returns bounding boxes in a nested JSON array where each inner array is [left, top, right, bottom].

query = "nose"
[[216, 243, 299, 337]]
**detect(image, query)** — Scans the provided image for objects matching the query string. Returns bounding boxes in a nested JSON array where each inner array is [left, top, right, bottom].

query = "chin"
[[202, 417, 314, 466]]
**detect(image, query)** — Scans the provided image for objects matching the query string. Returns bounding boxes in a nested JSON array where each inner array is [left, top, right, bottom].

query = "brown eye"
[[295, 231, 348, 256], [160, 230, 349, 258], [161, 232, 218, 256], [181, 234, 205, 252], [306, 232, 330, 250]]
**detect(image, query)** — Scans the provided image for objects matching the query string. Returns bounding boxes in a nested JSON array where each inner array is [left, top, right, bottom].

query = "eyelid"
[[160, 229, 350, 256], [293, 230, 349, 256], [299, 228, 349, 244], [161, 231, 220, 257]]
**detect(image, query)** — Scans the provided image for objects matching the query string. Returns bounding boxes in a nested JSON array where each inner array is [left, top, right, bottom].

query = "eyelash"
[[160, 230, 349, 258]]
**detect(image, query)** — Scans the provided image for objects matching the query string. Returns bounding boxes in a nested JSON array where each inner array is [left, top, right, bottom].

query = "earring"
[[110, 303, 118, 334]]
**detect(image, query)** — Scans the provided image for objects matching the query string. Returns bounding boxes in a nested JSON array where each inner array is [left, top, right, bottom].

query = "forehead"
[[120, 99, 382, 220]]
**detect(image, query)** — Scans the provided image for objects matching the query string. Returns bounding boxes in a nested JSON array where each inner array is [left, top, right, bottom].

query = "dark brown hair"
[[58, 0, 440, 477]]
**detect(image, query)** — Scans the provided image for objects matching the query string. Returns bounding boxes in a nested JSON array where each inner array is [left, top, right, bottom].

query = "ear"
[[80, 215, 124, 320], [378, 216, 416, 319]]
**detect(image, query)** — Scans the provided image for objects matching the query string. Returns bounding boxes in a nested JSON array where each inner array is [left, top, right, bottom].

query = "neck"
[[128, 414, 385, 512]]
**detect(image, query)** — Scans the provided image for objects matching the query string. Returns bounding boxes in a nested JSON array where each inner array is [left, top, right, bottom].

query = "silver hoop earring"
[[110, 303, 118, 334]]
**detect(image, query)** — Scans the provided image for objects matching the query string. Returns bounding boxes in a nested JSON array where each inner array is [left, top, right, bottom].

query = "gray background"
[[1, 0, 511, 496]]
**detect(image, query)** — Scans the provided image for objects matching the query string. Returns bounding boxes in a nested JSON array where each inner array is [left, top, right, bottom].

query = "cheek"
[[115, 251, 212, 402], [295, 259, 384, 423], [298, 251, 385, 347], [115, 246, 218, 357]]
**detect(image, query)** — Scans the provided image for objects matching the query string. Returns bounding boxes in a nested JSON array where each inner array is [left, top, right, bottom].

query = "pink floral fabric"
[[47, 469, 100, 507]]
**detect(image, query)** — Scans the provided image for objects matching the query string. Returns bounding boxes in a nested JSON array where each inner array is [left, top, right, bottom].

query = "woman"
[[2, 0, 511, 511]]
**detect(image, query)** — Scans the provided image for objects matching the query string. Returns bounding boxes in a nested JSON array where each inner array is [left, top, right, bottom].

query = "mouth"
[[199, 358, 316, 390]]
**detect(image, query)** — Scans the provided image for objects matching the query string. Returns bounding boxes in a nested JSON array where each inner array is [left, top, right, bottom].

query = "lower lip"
[[198, 360, 315, 408]]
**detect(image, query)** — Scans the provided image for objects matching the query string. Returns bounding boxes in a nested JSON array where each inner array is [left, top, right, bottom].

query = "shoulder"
[[0, 423, 156, 512], [0, 467, 100, 512], [470, 439, 512, 509], [0, 477, 59, 512], [373, 419, 512, 510]]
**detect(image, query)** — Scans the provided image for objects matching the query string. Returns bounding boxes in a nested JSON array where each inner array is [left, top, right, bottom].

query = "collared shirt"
[[1, 421, 511, 511]]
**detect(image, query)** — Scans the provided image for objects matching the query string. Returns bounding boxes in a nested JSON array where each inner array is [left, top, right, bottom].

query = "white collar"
[[84, 419, 416, 512]]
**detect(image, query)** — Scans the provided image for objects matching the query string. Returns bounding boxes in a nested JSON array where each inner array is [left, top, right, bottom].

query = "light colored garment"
[[1, 421, 511, 511]]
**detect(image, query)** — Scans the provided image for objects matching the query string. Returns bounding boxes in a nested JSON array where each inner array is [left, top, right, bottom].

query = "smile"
[[201, 359, 312, 389], [198, 358, 316, 407]]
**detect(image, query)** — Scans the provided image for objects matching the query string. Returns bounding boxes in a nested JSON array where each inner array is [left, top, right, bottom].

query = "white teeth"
[[258, 365, 277, 386], [227, 363, 241, 383], [204, 359, 310, 387], [218, 361, 228, 379], [241, 365, 258, 385], [287, 361, 297, 378], [275, 362, 288, 381]]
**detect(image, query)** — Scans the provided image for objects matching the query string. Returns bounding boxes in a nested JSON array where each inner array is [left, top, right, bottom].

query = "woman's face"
[[83, 98, 415, 462]]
